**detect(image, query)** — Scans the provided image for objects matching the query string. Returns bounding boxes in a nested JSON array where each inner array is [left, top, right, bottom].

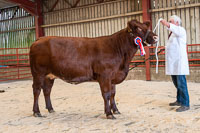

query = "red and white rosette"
[[134, 37, 146, 56]]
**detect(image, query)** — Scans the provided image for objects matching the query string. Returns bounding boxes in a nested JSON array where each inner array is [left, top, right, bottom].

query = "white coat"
[[165, 23, 190, 75]]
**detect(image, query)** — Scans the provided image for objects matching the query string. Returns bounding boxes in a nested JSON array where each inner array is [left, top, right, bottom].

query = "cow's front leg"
[[111, 84, 120, 114], [98, 78, 115, 119]]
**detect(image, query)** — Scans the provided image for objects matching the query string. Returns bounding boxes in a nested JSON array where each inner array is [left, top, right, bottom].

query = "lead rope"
[[153, 18, 163, 74]]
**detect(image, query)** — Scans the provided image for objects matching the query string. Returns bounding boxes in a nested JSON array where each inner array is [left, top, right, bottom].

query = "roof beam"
[[72, 0, 81, 8], [63, 0, 73, 7], [50, 0, 60, 12], [8, 0, 37, 15], [97, 0, 104, 3]]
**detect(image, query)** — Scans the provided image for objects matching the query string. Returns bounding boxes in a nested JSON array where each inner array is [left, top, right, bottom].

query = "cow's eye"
[[137, 27, 142, 31]]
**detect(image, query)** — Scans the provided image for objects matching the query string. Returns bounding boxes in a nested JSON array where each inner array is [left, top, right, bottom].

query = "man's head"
[[169, 15, 182, 26]]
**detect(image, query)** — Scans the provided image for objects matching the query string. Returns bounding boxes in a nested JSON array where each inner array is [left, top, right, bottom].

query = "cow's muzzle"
[[153, 36, 159, 43]]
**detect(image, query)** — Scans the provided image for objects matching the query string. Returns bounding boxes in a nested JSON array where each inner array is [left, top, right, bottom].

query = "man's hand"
[[160, 19, 170, 28]]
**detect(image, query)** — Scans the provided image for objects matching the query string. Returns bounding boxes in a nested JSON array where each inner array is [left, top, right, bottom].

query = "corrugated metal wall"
[[42, 0, 200, 46], [42, 0, 143, 37], [0, 7, 35, 49]]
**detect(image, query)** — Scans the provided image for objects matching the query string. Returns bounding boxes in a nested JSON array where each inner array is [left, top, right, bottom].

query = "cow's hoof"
[[0, 90, 5, 93], [106, 115, 116, 119], [33, 112, 42, 117], [113, 110, 121, 114], [48, 109, 55, 113]]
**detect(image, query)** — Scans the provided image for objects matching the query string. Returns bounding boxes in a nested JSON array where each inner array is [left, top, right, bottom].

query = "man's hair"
[[170, 15, 182, 26]]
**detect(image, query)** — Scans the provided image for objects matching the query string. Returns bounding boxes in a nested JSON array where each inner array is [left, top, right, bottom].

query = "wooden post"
[[144, 46, 151, 81], [142, 0, 152, 29], [16, 48, 19, 79], [35, 0, 44, 39], [142, 0, 151, 21], [143, 0, 151, 81]]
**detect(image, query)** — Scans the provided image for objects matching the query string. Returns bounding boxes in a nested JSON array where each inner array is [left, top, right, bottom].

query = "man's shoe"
[[176, 106, 190, 112], [169, 101, 181, 106]]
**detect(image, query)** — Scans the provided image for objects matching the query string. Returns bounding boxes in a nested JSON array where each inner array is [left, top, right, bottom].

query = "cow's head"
[[127, 19, 158, 46]]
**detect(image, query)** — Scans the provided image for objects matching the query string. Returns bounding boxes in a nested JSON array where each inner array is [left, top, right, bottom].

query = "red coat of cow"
[[29, 19, 158, 119]]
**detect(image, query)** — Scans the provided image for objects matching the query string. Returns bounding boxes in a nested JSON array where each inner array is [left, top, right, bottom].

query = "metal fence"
[[0, 48, 31, 82]]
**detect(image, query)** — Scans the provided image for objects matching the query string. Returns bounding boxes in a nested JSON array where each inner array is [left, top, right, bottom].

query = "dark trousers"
[[171, 75, 190, 107]]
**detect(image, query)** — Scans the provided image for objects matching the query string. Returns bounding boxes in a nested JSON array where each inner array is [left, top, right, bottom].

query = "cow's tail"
[[29, 44, 38, 77]]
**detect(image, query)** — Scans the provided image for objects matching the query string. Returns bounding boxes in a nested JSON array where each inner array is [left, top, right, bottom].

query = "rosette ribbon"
[[134, 37, 146, 56]]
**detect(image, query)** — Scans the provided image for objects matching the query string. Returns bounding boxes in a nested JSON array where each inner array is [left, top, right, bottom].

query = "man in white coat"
[[160, 15, 190, 112]]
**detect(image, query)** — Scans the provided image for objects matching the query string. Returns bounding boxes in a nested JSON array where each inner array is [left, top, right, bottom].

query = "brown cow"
[[29, 19, 158, 119]]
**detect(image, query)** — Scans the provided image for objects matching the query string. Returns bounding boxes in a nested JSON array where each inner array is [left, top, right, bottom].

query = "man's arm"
[[160, 19, 170, 28], [160, 19, 184, 37]]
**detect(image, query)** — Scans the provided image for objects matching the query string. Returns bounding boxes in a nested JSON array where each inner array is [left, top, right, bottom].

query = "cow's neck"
[[112, 28, 139, 63]]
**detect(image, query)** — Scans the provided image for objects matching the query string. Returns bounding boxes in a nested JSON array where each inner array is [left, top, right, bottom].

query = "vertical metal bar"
[[35, 0, 44, 39], [142, 0, 151, 22], [145, 46, 151, 81], [16, 48, 19, 79]]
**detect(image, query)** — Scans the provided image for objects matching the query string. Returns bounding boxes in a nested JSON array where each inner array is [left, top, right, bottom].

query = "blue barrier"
[[0, 65, 7, 68]]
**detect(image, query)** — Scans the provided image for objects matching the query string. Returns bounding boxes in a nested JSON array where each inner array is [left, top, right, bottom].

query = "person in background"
[[160, 15, 190, 112]]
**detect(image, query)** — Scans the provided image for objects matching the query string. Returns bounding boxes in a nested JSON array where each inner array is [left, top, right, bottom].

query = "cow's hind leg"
[[110, 84, 120, 114], [41, 77, 55, 113], [98, 78, 115, 119], [32, 76, 44, 117]]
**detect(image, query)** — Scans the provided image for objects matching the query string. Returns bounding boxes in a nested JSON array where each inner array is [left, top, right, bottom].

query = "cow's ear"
[[127, 20, 138, 31], [127, 21, 132, 32], [143, 21, 151, 28]]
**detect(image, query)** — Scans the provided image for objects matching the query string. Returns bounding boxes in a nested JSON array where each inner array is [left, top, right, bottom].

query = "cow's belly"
[[46, 73, 94, 84], [51, 63, 94, 84]]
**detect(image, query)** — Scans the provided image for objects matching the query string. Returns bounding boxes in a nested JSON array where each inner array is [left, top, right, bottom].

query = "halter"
[[143, 29, 151, 42], [127, 27, 151, 45]]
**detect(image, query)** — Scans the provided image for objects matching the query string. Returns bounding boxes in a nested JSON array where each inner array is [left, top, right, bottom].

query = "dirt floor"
[[0, 79, 200, 133]]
